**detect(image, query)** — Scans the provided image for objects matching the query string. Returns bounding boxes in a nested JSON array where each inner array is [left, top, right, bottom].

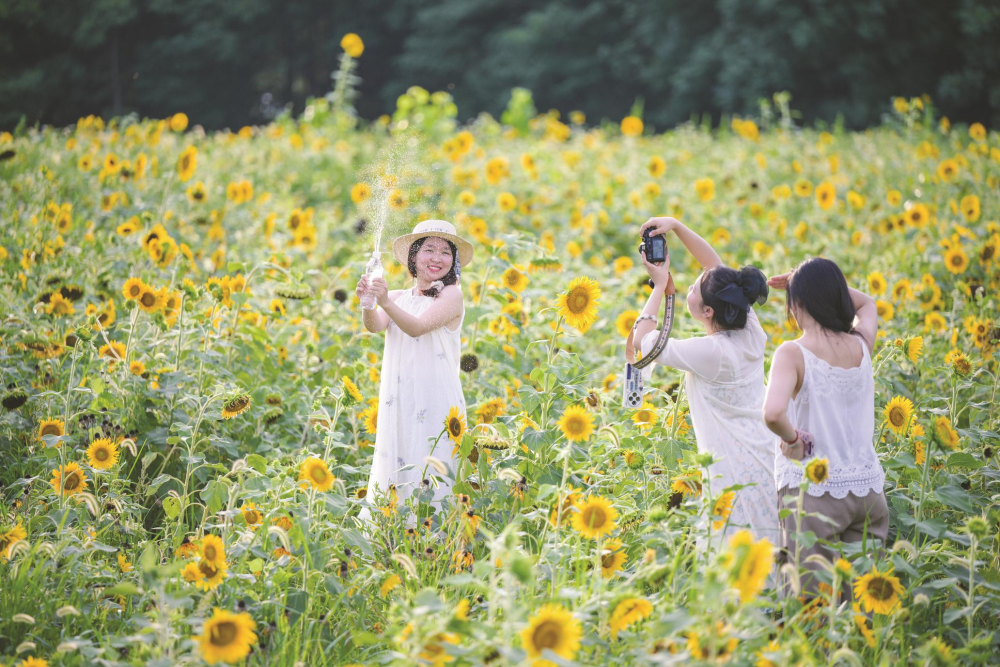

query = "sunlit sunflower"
[[943, 247, 968, 274], [380, 573, 402, 597], [501, 266, 528, 293], [557, 404, 594, 442], [557, 276, 601, 333], [867, 271, 887, 296], [445, 406, 466, 446], [221, 393, 252, 419], [177, 145, 197, 182], [341, 376, 362, 405], [520, 603, 583, 660], [631, 401, 657, 433], [609, 597, 652, 639], [86, 437, 119, 470], [340, 32, 364, 58], [600, 538, 627, 579], [906, 336, 923, 363], [883, 396, 914, 436], [361, 405, 378, 435], [616, 310, 639, 338], [186, 558, 228, 591], [50, 462, 88, 497], [815, 181, 836, 210], [712, 491, 736, 530], [198, 607, 257, 665], [725, 530, 774, 602], [37, 417, 65, 444], [572, 495, 618, 539], [241, 502, 262, 529], [671, 471, 702, 497], [805, 457, 829, 484], [199, 534, 226, 568], [854, 566, 905, 615], [137, 284, 164, 313], [299, 456, 335, 492]]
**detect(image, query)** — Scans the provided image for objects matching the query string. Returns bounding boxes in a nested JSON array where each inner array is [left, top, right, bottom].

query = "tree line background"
[[2, 0, 999, 132]]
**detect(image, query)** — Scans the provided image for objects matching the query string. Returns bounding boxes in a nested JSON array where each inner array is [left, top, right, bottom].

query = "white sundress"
[[641, 309, 779, 544], [359, 288, 466, 522]]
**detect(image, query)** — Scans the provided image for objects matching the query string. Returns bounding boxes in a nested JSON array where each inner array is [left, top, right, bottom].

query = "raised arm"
[[639, 217, 722, 270], [848, 286, 877, 354], [375, 282, 463, 338], [357, 276, 393, 333]]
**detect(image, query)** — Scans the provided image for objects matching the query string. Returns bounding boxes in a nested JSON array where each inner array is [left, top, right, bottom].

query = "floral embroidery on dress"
[[415, 409, 426, 423]]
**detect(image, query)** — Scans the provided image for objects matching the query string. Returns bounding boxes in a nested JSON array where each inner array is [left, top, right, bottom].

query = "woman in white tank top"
[[762, 257, 888, 598]]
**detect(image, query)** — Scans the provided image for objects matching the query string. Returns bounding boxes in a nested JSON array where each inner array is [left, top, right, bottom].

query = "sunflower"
[[445, 406, 466, 445], [37, 417, 65, 443], [299, 456, 335, 492], [241, 502, 262, 529], [620, 116, 643, 137], [600, 538, 627, 579], [198, 607, 257, 665], [804, 457, 829, 484], [137, 284, 164, 313], [631, 401, 657, 433], [944, 247, 968, 274], [906, 203, 929, 227], [815, 181, 836, 210], [648, 155, 666, 177], [15, 658, 48, 667], [931, 416, 960, 450], [520, 603, 583, 660], [875, 299, 894, 321], [177, 145, 197, 182], [557, 404, 594, 442], [694, 177, 716, 202], [883, 396, 914, 435], [501, 266, 528, 293], [361, 405, 378, 435], [86, 437, 119, 470], [50, 462, 88, 497], [906, 336, 924, 363], [725, 530, 774, 602], [380, 573, 402, 597], [187, 181, 207, 203], [615, 310, 638, 338], [609, 597, 652, 639], [557, 276, 601, 333], [221, 393, 252, 419], [671, 471, 702, 497], [185, 557, 228, 591], [854, 566, 905, 615], [866, 271, 887, 296], [99, 341, 126, 362], [1, 521, 27, 560], [340, 376, 362, 405], [200, 534, 227, 567], [388, 189, 408, 210], [340, 32, 364, 58], [712, 491, 736, 530], [572, 495, 618, 539], [950, 351, 972, 377], [936, 158, 958, 181]]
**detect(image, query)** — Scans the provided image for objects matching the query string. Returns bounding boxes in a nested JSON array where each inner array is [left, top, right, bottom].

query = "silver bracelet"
[[633, 314, 657, 330]]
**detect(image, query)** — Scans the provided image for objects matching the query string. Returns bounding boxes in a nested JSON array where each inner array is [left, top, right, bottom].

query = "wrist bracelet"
[[781, 429, 799, 445]]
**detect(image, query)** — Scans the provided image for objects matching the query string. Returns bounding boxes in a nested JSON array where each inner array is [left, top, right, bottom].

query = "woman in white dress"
[[632, 216, 778, 544], [355, 220, 473, 523]]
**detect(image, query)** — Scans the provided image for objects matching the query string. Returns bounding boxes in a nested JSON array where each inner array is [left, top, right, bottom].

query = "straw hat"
[[391, 219, 475, 269]]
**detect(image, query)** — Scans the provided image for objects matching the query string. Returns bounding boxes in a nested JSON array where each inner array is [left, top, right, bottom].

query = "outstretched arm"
[[358, 276, 392, 333], [371, 280, 463, 338], [639, 217, 722, 270]]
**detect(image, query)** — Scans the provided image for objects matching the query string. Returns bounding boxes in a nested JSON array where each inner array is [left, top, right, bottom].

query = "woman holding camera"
[[631, 217, 778, 544]]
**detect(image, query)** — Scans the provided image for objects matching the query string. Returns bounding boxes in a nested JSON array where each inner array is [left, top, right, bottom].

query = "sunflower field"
[[1, 40, 1000, 667]]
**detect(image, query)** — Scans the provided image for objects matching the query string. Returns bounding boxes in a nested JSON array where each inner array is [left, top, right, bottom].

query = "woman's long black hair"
[[407, 236, 458, 298], [700, 265, 769, 331], [786, 257, 856, 333]]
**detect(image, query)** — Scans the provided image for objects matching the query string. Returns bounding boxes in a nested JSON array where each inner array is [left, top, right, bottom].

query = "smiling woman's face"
[[414, 237, 454, 281]]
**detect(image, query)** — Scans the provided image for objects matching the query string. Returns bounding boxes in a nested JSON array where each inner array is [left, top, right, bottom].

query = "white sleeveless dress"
[[641, 309, 779, 543], [360, 288, 466, 520], [774, 336, 885, 498]]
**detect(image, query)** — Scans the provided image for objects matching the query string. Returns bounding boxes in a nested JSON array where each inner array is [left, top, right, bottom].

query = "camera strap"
[[622, 273, 675, 409]]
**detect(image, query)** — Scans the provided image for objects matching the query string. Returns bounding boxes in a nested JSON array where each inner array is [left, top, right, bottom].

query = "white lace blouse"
[[774, 336, 886, 498]]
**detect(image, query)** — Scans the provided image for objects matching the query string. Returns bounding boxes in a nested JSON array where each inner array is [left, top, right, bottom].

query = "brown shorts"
[[777, 485, 889, 599]]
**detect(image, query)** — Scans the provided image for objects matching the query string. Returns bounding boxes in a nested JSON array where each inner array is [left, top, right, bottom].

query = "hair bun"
[[738, 265, 769, 306]]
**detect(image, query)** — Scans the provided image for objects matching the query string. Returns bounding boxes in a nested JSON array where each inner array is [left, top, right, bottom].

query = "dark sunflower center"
[[199, 561, 218, 578], [581, 506, 606, 528], [41, 425, 61, 436], [95, 448, 108, 461], [532, 620, 563, 649], [311, 467, 327, 483], [868, 577, 894, 601], [211, 621, 238, 646], [141, 292, 157, 307], [203, 545, 217, 561], [64, 471, 81, 490], [889, 407, 906, 427], [568, 290, 589, 313], [449, 419, 462, 437]]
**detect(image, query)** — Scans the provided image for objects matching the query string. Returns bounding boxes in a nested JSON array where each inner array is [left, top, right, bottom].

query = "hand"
[[640, 249, 671, 289], [767, 271, 792, 291], [355, 276, 370, 300], [369, 277, 389, 306], [779, 429, 815, 461], [639, 216, 678, 238]]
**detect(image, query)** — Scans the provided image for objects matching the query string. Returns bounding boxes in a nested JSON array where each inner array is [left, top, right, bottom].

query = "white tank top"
[[774, 335, 886, 498]]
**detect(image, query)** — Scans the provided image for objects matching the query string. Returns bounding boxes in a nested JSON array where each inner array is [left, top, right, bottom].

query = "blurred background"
[[2, 0, 999, 131]]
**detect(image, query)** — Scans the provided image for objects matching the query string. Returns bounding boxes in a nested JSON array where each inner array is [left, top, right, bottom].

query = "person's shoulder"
[[440, 284, 464, 299], [772, 339, 804, 364]]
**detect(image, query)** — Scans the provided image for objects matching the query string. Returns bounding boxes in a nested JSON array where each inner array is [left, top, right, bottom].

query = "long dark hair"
[[407, 236, 458, 298], [786, 257, 856, 333], [700, 265, 769, 331]]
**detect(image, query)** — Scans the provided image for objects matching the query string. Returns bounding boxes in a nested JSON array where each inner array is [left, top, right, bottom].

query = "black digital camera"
[[639, 229, 667, 263]]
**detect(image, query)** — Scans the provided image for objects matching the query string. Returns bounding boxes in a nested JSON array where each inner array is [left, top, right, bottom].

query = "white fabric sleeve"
[[639, 329, 722, 381]]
